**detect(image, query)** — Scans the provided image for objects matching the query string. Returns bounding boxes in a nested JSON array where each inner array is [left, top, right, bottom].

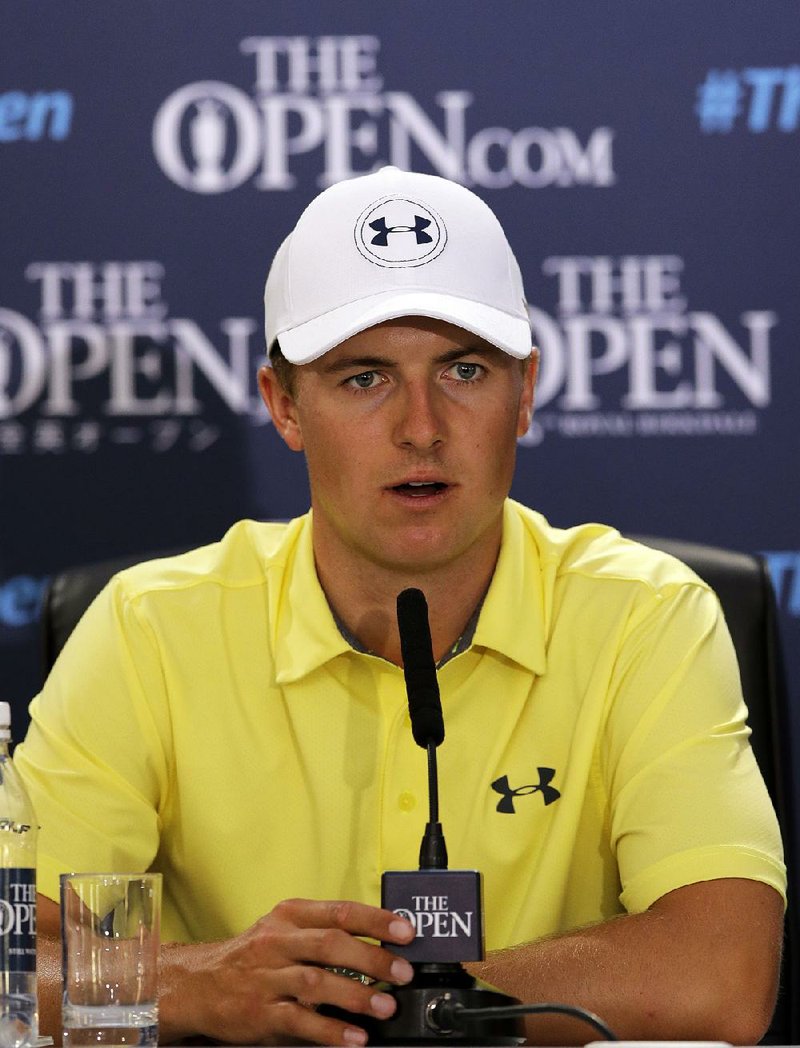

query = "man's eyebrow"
[[322, 355, 397, 373], [322, 345, 500, 373], [435, 345, 499, 364]]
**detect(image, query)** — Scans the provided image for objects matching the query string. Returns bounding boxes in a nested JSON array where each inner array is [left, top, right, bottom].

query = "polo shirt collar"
[[273, 501, 547, 683], [469, 500, 547, 676], [273, 514, 352, 684]]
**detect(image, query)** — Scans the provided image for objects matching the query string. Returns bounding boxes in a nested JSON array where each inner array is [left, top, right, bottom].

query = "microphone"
[[397, 588, 444, 748], [383, 588, 482, 963], [322, 590, 616, 1044], [396, 587, 447, 871], [366, 589, 524, 1044]]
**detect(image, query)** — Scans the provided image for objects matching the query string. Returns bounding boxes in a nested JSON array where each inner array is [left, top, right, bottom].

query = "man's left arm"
[[467, 578, 785, 1045], [468, 876, 783, 1045]]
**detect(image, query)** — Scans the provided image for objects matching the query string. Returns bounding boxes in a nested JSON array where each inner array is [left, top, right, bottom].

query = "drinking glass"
[[60, 873, 161, 1048]]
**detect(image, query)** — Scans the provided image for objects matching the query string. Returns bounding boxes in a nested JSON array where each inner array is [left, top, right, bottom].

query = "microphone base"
[[321, 963, 526, 1045]]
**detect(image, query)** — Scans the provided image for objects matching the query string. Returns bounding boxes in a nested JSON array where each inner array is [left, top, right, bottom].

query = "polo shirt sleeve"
[[15, 575, 172, 903], [600, 580, 786, 913]]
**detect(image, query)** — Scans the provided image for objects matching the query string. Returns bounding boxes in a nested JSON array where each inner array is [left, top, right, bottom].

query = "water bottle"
[[0, 703, 37, 1048]]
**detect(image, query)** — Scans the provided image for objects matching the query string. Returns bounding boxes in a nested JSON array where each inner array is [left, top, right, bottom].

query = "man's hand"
[[160, 897, 416, 1045], [38, 893, 416, 1047]]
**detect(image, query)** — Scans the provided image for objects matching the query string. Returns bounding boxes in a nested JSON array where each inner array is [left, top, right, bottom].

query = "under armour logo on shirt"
[[491, 769, 561, 813]]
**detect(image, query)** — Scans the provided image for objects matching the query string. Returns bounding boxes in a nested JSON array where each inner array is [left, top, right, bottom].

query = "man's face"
[[260, 317, 536, 578]]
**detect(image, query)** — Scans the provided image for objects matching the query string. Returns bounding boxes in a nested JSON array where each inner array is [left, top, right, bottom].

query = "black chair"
[[630, 535, 797, 1045], [39, 535, 797, 1042], [41, 549, 186, 673]]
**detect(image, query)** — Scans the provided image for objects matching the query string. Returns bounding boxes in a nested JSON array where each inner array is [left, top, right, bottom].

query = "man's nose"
[[393, 381, 446, 451]]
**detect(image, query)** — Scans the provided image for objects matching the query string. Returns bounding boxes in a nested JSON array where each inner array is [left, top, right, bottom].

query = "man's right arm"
[[38, 892, 416, 1046]]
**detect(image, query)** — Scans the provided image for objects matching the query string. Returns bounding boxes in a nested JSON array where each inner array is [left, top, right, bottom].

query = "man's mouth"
[[391, 481, 449, 497]]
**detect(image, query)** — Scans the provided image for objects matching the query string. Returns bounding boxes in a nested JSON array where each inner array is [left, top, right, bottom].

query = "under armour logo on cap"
[[355, 195, 447, 268], [368, 214, 433, 247]]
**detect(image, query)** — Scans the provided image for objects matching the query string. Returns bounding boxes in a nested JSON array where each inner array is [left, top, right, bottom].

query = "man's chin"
[[363, 528, 484, 578]]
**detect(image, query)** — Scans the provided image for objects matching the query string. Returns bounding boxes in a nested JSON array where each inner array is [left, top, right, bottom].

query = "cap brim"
[[276, 290, 532, 364]]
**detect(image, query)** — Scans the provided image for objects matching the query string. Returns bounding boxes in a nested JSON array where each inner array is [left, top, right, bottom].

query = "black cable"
[[443, 1000, 617, 1041]]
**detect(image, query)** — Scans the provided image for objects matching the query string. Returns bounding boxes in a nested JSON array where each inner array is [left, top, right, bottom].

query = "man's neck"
[[312, 526, 502, 667]]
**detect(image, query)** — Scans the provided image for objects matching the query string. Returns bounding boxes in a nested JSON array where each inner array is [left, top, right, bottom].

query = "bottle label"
[[0, 868, 36, 973]]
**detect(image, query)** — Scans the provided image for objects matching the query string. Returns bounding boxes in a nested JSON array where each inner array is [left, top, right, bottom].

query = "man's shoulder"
[[509, 501, 710, 596], [109, 516, 308, 604]]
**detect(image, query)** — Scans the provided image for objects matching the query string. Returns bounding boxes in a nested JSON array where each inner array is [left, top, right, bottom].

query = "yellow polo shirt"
[[17, 501, 785, 947]]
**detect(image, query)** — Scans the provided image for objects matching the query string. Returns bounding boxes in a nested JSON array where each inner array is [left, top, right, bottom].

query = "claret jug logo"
[[356, 196, 446, 267], [153, 35, 615, 193]]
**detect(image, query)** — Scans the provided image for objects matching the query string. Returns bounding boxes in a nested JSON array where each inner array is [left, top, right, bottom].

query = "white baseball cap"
[[264, 166, 532, 364]]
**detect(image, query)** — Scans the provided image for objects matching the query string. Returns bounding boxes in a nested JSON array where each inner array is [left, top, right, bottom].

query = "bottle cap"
[[0, 701, 10, 740]]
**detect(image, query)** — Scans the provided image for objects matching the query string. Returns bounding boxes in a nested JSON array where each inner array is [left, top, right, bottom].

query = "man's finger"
[[277, 963, 399, 1020], [269, 997, 370, 1047], [271, 898, 415, 943], [274, 924, 414, 987]]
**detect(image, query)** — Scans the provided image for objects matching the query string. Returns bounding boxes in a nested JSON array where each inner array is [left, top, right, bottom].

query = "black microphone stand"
[[359, 730, 525, 1046], [326, 589, 616, 1044], [350, 589, 522, 1044]]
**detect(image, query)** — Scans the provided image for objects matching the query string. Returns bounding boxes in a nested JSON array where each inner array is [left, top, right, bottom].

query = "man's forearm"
[[466, 880, 783, 1046], [36, 934, 62, 1045], [469, 910, 693, 1045]]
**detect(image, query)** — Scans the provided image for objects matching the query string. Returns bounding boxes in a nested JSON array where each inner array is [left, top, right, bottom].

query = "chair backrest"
[[39, 534, 796, 1042], [41, 549, 185, 673], [630, 534, 796, 1045]]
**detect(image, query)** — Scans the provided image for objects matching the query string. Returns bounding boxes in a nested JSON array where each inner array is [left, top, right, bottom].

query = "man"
[[20, 166, 784, 1046]]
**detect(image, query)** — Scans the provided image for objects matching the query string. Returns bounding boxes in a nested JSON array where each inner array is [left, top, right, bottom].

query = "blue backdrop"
[[2, 0, 798, 852]]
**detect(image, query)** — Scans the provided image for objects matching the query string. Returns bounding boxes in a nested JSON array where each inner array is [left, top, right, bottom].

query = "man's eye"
[[450, 362, 482, 381], [347, 371, 379, 389]]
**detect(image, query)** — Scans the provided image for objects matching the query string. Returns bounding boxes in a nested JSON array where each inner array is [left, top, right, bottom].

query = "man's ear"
[[516, 348, 539, 438], [258, 365, 304, 452]]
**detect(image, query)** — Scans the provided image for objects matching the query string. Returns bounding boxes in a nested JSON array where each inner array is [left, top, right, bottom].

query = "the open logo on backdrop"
[[152, 35, 615, 193], [520, 253, 777, 445], [0, 261, 262, 458]]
